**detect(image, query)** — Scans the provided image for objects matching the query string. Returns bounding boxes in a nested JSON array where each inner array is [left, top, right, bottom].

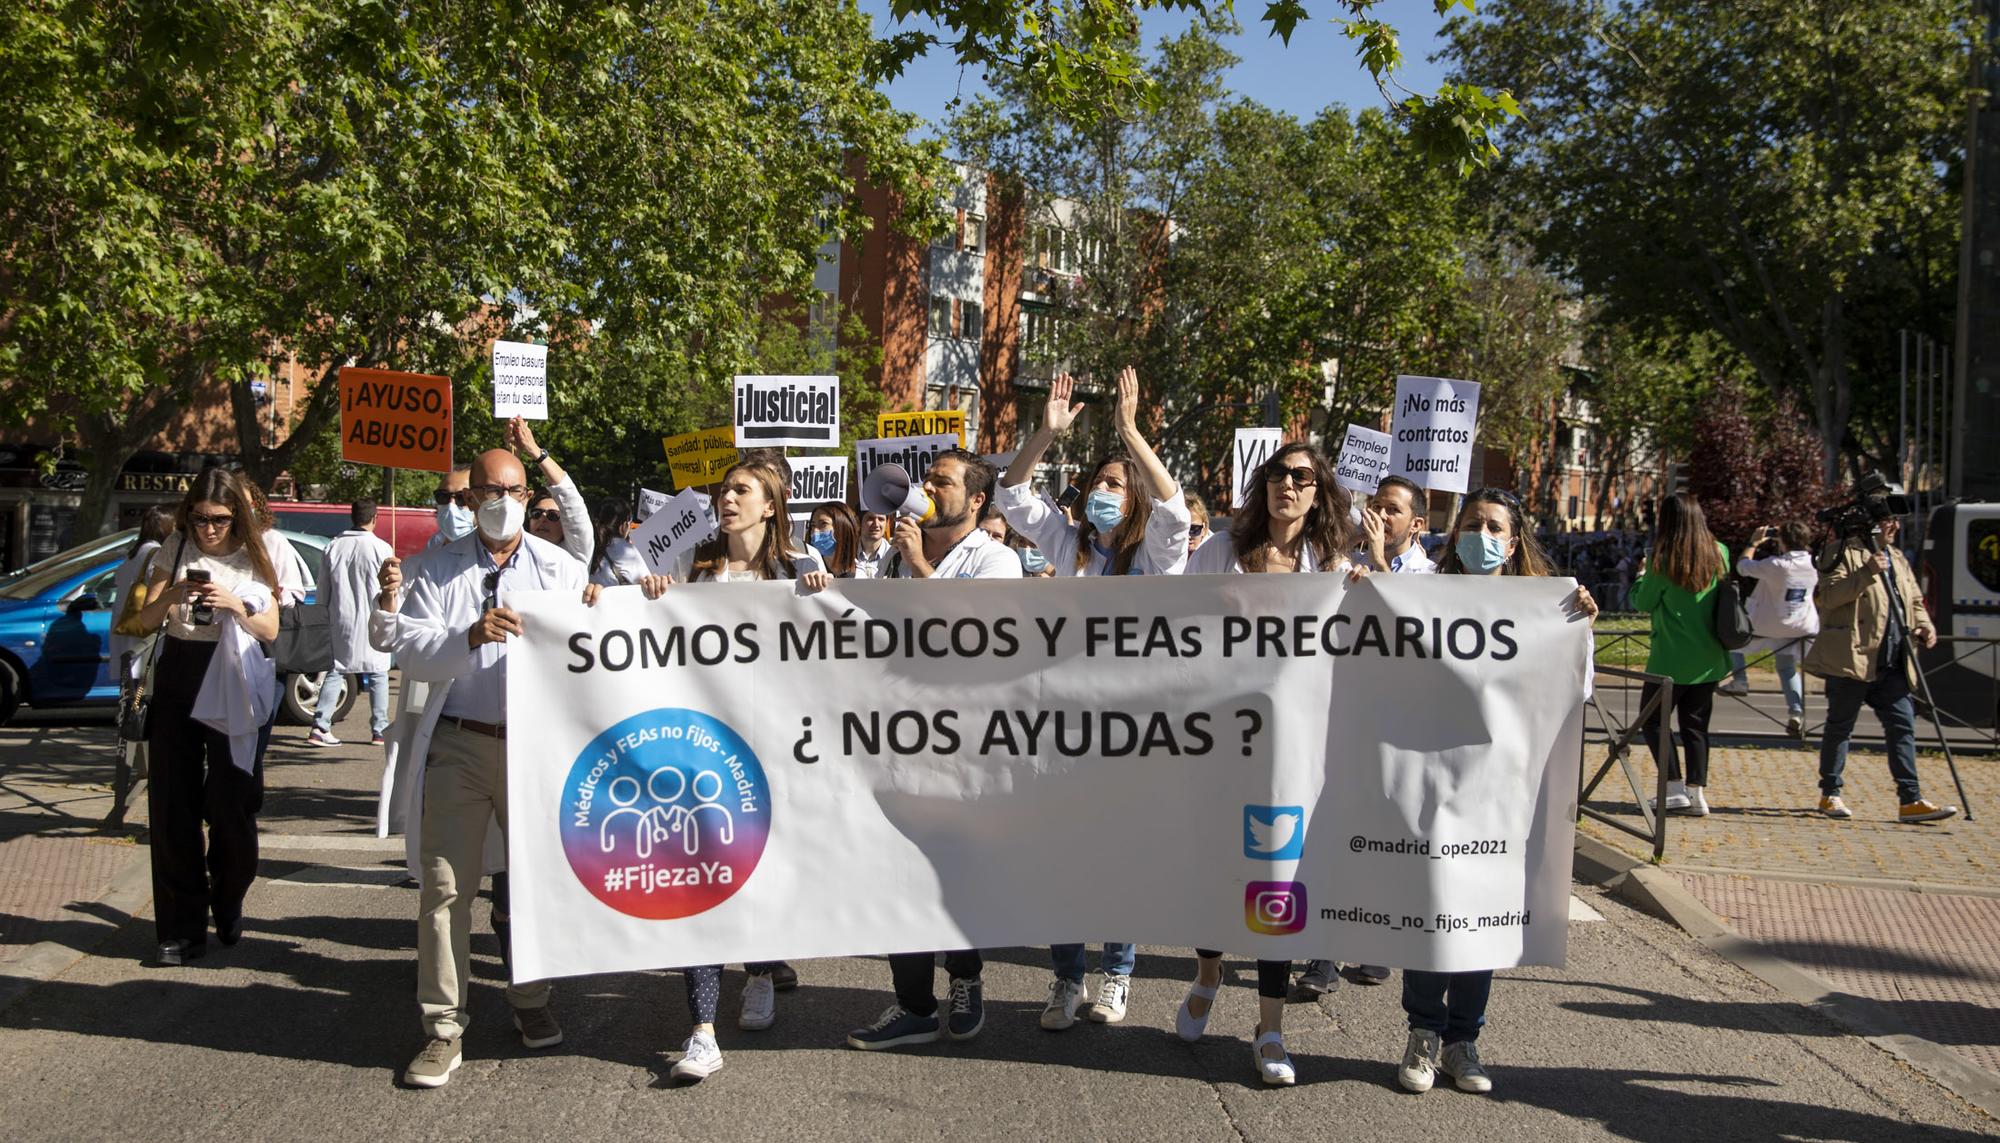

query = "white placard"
[[787, 457, 850, 520], [492, 340, 548, 420], [627, 488, 717, 576], [1388, 376, 1482, 494], [1334, 423, 1393, 494], [504, 574, 1586, 983], [634, 487, 669, 522], [734, 374, 841, 448], [1231, 428, 1284, 509], [855, 433, 958, 485]]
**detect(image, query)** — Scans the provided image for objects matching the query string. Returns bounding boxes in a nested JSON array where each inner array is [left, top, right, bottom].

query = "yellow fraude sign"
[[661, 426, 740, 489], [876, 409, 966, 447]]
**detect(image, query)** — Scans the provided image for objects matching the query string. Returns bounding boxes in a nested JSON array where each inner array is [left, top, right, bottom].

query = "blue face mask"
[[1455, 530, 1511, 574], [1020, 548, 1049, 574], [435, 501, 475, 541], [807, 529, 836, 556], [1083, 489, 1126, 534]]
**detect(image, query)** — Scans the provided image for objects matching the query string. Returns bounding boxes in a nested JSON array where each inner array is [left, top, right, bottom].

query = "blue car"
[[0, 528, 355, 726]]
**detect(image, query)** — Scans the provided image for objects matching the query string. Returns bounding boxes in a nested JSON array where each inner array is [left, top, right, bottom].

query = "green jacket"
[[1630, 542, 1732, 685]]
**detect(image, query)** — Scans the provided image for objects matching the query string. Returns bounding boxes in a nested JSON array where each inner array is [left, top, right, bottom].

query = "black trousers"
[[1196, 950, 1292, 999], [1640, 679, 1717, 787], [145, 638, 263, 945], [889, 950, 983, 1016]]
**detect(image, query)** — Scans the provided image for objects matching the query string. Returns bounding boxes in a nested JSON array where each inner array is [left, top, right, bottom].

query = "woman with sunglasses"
[[133, 469, 286, 966], [1179, 442, 1360, 1086], [996, 365, 1189, 1032], [805, 501, 860, 578], [507, 417, 591, 565], [1186, 493, 1211, 554], [1399, 488, 1597, 1096]]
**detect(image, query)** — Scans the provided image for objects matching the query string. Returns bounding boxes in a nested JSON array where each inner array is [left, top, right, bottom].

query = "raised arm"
[[1112, 365, 1180, 504], [1003, 372, 1083, 488]]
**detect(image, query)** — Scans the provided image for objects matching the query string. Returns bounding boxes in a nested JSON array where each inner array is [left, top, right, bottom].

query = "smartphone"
[[184, 568, 214, 625], [1056, 484, 1082, 510]]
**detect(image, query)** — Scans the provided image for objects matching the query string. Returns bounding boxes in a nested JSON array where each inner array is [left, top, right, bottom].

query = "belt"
[[442, 716, 507, 739]]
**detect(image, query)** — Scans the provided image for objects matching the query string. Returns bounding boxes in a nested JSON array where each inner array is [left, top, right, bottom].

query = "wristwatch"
[[533, 449, 551, 466]]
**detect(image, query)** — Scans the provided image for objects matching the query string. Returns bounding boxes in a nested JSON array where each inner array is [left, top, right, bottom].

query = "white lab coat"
[[546, 474, 592, 566], [996, 481, 1191, 576], [373, 531, 585, 880], [191, 583, 279, 775], [322, 529, 394, 674]]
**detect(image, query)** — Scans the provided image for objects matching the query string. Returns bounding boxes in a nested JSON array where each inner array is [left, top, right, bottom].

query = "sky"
[[857, 0, 1458, 135]]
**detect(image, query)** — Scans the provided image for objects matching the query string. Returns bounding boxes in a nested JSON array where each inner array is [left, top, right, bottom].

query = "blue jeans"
[[1819, 672, 1922, 803], [313, 671, 390, 736], [1051, 942, 1136, 983], [1403, 969, 1493, 1044], [1730, 645, 1805, 714]]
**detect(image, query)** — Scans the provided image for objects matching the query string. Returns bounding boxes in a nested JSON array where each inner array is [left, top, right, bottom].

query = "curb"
[[0, 843, 154, 1015], [1574, 835, 2000, 1120]]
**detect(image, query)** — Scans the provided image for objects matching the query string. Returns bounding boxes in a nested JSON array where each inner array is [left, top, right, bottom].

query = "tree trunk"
[[69, 393, 184, 541], [1818, 294, 1853, 486]]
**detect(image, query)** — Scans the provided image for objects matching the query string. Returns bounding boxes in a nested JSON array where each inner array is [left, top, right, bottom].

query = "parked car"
[[269, 500, 438, 558], [0, 528, 359, 726]]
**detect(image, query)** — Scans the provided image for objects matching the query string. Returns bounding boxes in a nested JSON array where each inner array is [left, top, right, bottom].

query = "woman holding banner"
[[1404, 488, 1598, 1096], [1176, 441, 1354, 1086], [998, 365, 1190, 1032]]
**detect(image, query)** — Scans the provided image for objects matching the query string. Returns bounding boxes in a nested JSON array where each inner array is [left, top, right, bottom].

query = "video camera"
[[1815, 471, 1909, 548]]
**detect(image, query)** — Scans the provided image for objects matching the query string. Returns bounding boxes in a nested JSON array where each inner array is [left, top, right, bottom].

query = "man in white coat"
[[378, 448, 588, 1089], [308, 500, 395, 747]]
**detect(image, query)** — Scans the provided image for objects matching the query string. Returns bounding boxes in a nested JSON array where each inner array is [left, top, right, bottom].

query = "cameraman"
[[1803, 514, 1957, 822]]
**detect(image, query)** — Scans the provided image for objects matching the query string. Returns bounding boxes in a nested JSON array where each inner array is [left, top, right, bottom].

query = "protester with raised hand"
[[1403, 488, 1597, 1097], [1175, 442, 1355, 1087], [508, 417, 590, 564], [996, 365, 1189, 1031], [806, 502, 860, 578], [1629, 492, 1732, 818]]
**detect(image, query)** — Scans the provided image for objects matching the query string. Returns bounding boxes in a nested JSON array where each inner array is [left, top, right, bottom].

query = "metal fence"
[[1579, 664, 1674, 861]]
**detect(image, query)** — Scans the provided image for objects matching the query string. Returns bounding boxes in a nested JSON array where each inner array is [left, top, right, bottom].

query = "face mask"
[[1084, 489, 1126, 534], [1455, 530, 1511, 574], [476, 495, 525, 543], [808, 530, 836, 556], [435, 501, 475, 541], [1020, 548, 1049, 574]]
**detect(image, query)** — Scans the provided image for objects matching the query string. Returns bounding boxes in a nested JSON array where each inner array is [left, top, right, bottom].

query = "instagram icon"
[[1244, 881, 1308, 935]]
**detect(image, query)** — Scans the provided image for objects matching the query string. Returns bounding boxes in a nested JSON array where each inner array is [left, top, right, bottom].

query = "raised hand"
[[1045, 373, 1085, 434], [1113, 366, 1140, 435], [508, 416, 540, 457]]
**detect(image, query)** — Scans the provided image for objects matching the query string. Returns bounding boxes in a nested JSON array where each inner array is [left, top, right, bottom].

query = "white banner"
[[1334, 423, 1392, 494], [787, 457, 849, 521], [491, 340, 549, 420], [1231, 428, 1283, 509], [628, 488, 716, 576], [855, 433, 957, 485], [734, 374, 840, 448], [1389, 375, 1481, 494], [503, 575, 1587, 984]]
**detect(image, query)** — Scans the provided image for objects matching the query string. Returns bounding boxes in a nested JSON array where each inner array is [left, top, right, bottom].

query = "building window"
[[963, 213, 985, 255], [959, 300, 982, 341], [929, 296, 952, 339]]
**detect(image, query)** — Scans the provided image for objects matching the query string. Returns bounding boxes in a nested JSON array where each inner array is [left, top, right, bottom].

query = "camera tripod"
[[1866, 531, 1975, 819]]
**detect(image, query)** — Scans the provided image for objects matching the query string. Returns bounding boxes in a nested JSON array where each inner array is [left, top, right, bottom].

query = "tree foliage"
[[1684, 381, 1832, 550]]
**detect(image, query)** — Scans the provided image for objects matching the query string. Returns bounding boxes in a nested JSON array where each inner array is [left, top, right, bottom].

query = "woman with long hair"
[[132, 469, 284, 966], [1629, 491, 1732, 816], [1397, 488, 1597, 1097], [1177, 441, 1357, 1086], [588, 499, 648, 586], [805, 501, 860, 578], [997, 366, 1190, 1032]]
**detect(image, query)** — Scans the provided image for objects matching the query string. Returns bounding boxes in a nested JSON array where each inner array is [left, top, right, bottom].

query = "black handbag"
[[1713, 573, 1755, 651], [272, 600, 333, 676]]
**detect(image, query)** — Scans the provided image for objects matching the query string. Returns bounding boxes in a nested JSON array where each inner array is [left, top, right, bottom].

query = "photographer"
[[1803, 513, 1956, 822], [1718, 521, 1819, 737]]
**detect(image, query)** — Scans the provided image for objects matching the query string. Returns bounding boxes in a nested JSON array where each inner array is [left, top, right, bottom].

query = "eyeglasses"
[[1265, 466, 1319, 488], [188, 512, 234, 530], [432, 489, 458, 506], [527, 508, 562, 523], [469, 484, 530, 503]]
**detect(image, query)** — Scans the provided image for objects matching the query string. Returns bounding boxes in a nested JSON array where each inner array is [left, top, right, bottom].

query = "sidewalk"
[[0, 715, 146, 967], [1579, 738, 2000, 1080]]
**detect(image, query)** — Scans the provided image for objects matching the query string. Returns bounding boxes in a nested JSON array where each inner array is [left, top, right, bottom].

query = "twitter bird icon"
[[1244, 805, 1306, 860]]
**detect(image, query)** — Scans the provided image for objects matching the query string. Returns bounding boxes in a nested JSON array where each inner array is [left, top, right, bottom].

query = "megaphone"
[[861, 463, 935, 521]]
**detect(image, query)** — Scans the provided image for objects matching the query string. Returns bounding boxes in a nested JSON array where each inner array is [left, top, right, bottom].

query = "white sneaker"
[[1040, 976, 1087, 1030], [1785, 713, 1805, 738], [1398, 1029, 1441, 1093], [1087, 974, 1130, 1023], [669, 1032, 724, 1082], [1685, 787, 1711, 817], [1649, 780, 1691, 813], [1253, 1029, 1296, 1086], [1175, 980, 1218, 1042], [737, 973, 775, 1031], [1441, 1040, 1493, 1093]]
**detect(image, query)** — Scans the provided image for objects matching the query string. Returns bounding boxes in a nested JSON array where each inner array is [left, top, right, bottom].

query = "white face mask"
[[477, 495, 525, 543], [435, 501, 475, 541]]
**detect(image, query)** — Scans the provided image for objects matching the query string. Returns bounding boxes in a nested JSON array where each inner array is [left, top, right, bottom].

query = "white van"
[[1917, 503, 2000, 724]]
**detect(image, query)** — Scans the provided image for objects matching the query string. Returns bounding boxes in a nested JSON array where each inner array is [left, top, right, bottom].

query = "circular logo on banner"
[[558, 708, 770, 920]]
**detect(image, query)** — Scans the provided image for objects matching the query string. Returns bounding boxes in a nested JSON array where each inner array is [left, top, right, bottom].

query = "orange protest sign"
[[340, 367, 454, 473]]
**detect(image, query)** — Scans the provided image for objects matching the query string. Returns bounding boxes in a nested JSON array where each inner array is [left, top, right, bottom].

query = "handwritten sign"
[[877, 409, 966, 447], [629, 488, 718, 576], [635, 487, 670, 522], [1230, 428, 1283, 510], [1388, 376, 1481, 494], [491, 340, 548, 420], [855, 433, 958, 486], [788, 457, 851, 520], [734, 375, 840, 448], [1333, 423, 1392, 494], [339, 367, 453, 473], [663, 427, 740, 490]]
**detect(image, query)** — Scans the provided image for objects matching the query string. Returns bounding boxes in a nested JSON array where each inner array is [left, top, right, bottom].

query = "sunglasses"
[[1188, 524, 1207, 538], [1265, 465, 1319, 488], [527, 508, 562, 523], [482, 569, 501, 612], [188, 512, 234, 529], [433, 489, 458, 506]]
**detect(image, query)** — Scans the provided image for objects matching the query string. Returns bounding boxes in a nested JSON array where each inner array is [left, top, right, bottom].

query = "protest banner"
[[787, 457, 849, 520], [1231, 428, 1283, 509], [855, 433, 957, 486], [877, 409, 966, 447], [491, 340, 548, 420], [1334, 423, 1393, 494], [503, 574, 1587, 982], [734, 375, 840, 448], [1388, 376, 1482, 494], [635, 487, 669, 522], [339, 367, 452, 473], [627, 488, 717, 576]]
